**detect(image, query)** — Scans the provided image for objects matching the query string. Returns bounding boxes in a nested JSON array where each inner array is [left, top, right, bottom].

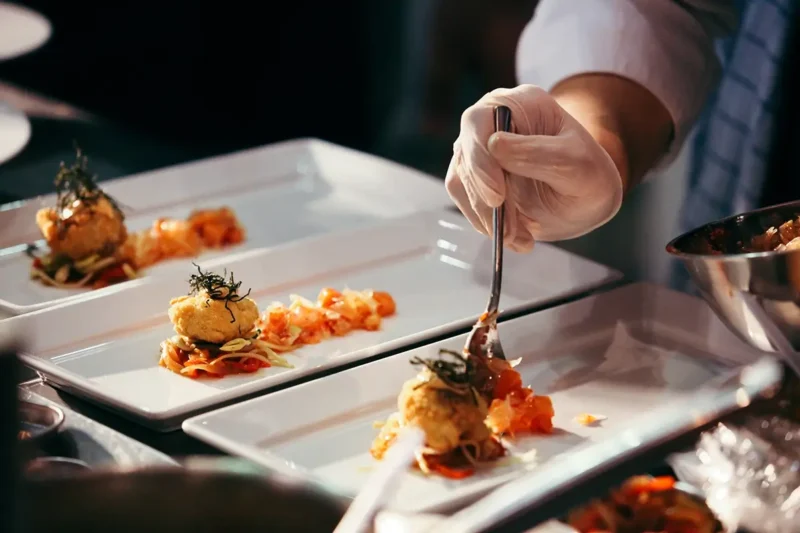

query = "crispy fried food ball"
[[36, 197, 127, 260], [397, 371, 490, 454], [168, 291, 259, 344]]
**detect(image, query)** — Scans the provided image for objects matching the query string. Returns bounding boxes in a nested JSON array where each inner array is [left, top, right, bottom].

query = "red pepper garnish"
[[98, 264, 126, 282], [623, 475, 676, 495], [429, 464, 475, 480]]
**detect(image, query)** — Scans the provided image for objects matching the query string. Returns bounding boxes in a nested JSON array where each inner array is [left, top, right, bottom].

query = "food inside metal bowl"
[[748, 216, 800, 252], [667, 201, 800, 257]]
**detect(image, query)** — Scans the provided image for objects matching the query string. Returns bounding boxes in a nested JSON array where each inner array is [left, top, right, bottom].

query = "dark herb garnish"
[[54, 146, 124, 231], [188, 263, 252, 323], [410, 349, 478, 403], [24, 243, 40, 259]]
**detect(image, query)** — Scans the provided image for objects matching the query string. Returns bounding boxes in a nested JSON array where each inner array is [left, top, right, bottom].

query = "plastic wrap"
[[669, 378, 800, 533]]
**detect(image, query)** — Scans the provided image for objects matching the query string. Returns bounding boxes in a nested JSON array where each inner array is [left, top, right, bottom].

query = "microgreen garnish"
[[24, 243, 40, 259], [53, 147, 124, 230], [410, 349, 478, 403], [188, 263, 252, 323]]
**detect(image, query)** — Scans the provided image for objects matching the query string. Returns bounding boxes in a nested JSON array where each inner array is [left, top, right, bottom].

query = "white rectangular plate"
[[183, 282, 759, 513], [11, 209, 620, 431], [0, 138, 452, 315]]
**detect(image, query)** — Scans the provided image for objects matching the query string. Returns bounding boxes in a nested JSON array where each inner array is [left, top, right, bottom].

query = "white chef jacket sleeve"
[[516, 0, 738, 165]]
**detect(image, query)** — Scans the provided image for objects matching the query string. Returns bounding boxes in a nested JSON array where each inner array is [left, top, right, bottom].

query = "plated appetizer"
[[31, 149, 133, 289], [160, 265, 398, 379], [567, 475, 723, 533], [160, 266, 290, 378], [256, 287, 396, 349], [29, 148, 246, 290], [370, 348, 553, 479]]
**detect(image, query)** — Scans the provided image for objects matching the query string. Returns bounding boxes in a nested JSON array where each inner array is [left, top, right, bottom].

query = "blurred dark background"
[[0, 0, 539, 201], [0, 0, 695, 285]]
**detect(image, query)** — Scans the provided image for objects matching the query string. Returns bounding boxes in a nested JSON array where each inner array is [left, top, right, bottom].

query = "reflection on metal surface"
[[25, 457, 92, 480]]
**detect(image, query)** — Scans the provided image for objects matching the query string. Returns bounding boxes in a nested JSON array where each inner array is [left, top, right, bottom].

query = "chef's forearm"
[[551, 74, 674, 193]]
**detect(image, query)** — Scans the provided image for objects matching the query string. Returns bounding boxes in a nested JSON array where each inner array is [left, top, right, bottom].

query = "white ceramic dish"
[[12, 209, 620, 431], [0, 138, 452, 315], [0, 2, 51, 61], [183, 282, 759, 513], [0, 100, 31, 164]]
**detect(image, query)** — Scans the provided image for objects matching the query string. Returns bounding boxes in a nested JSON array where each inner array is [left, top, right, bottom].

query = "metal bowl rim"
[[26, 456, 93, 471], [667, 199, 800, 260], [18, 400, 65, 442]]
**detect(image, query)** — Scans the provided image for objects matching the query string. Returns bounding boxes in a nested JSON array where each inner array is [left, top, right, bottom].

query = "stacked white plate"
[[0, 100, 30, 164], [0, 3, 50, 164], [0, 2, 51, 61], [10, 206, 621, 430]]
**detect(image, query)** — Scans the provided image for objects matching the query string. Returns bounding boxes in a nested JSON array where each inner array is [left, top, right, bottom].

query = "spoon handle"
[[487, 106, 512, 315]]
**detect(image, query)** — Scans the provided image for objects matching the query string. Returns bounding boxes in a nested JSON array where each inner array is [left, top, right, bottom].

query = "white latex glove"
[[445, 85, 624, 252]]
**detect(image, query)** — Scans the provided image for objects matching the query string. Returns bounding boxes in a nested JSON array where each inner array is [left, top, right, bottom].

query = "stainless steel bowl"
[[18, 401, 64, 444], [667, 200, 800, 355]]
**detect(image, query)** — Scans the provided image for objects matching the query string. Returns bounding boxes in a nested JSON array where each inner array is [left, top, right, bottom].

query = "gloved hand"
[[445, 85, 624, 252]]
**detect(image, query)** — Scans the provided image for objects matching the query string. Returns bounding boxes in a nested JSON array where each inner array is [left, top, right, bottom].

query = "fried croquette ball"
[[168, 291, 259, 344], [398, 372, 491, 454], [36, 197, 127, 260]]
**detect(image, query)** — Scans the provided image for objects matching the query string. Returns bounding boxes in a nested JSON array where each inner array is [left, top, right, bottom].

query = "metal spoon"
[[463, 105, 512, 361]]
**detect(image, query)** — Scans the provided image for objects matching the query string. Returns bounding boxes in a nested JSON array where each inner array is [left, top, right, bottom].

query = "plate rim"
[[0, 137, 446, 229]]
